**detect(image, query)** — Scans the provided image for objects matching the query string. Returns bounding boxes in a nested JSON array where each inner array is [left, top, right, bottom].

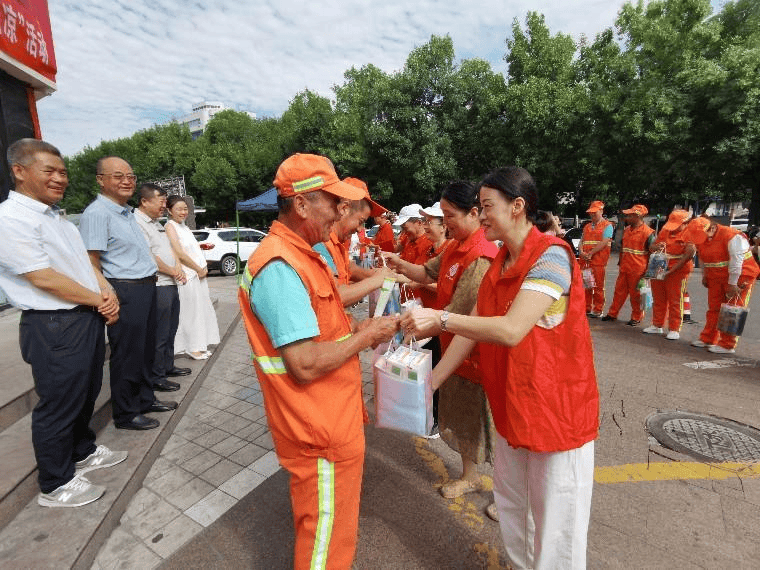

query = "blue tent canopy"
[[236, 187, 277, 211]]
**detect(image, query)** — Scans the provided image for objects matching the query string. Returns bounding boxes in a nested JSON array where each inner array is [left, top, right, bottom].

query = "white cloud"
[[36, 0, 717, 156]]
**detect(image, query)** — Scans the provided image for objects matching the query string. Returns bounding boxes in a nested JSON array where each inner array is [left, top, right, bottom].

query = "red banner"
[[0, 0, 56, 83]]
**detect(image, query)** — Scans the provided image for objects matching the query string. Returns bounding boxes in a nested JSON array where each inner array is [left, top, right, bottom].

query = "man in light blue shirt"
[[80, 156, 173, 431]]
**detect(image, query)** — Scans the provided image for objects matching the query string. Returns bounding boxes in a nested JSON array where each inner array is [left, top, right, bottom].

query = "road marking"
[[595, 461, 760, 484], [683, 357, 758, 369]]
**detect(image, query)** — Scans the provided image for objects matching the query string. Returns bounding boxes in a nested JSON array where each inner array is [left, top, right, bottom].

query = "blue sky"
[[37, 0, 728, 157]]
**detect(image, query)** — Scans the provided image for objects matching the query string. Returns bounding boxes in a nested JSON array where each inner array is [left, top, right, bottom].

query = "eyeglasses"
[[98, 172, 137, 182], [422, 218, 443, 226]]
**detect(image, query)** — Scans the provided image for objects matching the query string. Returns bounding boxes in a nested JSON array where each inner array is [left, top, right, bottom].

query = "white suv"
[[192, 227, 267, 275]]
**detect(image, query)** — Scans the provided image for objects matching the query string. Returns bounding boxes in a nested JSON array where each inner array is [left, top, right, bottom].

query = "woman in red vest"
[[401, 167, 599, 570], [383, 182, 498, 509]]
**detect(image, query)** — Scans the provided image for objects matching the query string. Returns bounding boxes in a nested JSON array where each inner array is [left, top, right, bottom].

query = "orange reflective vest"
[[324, 231, 351, 285], [581, 219, 612, 266], [437, 227, 498, 383], [477, 227, 599, 452], [696, 225, 759, 282], [654, 227, 693, 272], [619, 223, 654, 275], [238, 220, 364, 462]]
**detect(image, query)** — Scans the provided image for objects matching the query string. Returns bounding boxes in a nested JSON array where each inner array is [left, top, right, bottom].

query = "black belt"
[[23, 305, 96, 315], [108, 274, 157, 284]]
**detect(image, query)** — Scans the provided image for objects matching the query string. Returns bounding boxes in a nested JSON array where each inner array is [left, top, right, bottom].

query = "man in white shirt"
[[0, 139, 126, 508], [135, 183, 189, 402]]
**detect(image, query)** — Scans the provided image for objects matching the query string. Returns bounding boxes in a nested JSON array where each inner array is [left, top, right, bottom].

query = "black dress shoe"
[[153, 378, 180, 392], [167, 367, 192, 377], [115, 414, 160, 430], [601, 315, 616, 322], [144, 400, 178, 413], [626, 319, 641, 326]]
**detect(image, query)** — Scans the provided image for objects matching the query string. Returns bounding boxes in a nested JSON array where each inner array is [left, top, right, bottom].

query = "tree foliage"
[[60, 0, 760, 225]]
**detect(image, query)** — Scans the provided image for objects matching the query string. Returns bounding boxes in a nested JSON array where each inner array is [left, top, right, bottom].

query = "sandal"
[[440, 477, 482, 499], [486, 502, 499, 521]]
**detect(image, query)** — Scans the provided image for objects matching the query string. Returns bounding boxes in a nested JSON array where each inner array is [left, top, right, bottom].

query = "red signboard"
[[0, 0, 56, 83]]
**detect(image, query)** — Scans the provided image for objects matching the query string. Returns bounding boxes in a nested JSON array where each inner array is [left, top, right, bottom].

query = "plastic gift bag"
[[373, 339, 433, 437], [581, 267, 596, 289], [644, 252, 668, 280], [717, 299, 749, 337], [639, 278, 653, 312]]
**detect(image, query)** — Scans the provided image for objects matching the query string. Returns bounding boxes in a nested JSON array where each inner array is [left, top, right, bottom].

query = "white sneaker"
[[75, 445, 128, 475], [642, 326, 664, 334], [665, 331, 680, 340], [708, 345, 735, 354], [691, 340, 713, 348], [38, 476, 105, 508]]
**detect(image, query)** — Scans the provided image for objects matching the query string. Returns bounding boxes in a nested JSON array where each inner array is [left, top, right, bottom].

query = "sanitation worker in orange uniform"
[[683, 217, 759, 354], [579, 200, 613, 317], [238, 154, 399, 570], [642, 210, 695, 340], [372, 211, 396, 253], [601, 204, 655, 325]]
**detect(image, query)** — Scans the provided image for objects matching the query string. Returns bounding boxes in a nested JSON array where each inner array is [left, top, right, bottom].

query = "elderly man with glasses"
[[79, 156, 174, 431]]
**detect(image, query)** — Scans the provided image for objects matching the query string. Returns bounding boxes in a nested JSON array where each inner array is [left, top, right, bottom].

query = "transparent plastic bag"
[[717, 300, 749, 337], [582, 267, 596, 289], [644, 252, 668, 280]]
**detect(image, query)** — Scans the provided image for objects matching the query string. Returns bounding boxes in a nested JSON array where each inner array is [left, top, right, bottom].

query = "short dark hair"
[[166, 195, 187, 210], [534, 210, 555, 233], [138, 183, 166, 205], [7, 139, 62, 182], [477, 166, 538, 222], [440, 180, 479, 213]]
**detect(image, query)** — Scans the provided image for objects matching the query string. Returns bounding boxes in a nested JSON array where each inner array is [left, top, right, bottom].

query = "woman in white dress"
[[165, 196, 220, 360]]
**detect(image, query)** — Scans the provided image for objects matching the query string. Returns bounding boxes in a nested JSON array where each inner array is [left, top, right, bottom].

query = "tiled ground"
[[92, 303, 375, 569]]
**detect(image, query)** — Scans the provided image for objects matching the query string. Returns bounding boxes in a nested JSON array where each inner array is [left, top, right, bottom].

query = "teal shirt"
[[248, 260, 319, 348], [313, 242, 337, 275]]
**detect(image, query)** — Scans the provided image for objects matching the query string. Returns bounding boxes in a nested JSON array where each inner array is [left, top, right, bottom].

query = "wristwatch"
[[440, 310, 450, 331]]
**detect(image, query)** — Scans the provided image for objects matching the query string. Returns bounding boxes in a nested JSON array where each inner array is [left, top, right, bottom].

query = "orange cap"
[[273, 154, 364, 200], [586, 200, 604, 213], [622, 204, 648, 216], [682, 217, 711, 245], [343, 177, 387, 217], [662, 209, 691, 231]]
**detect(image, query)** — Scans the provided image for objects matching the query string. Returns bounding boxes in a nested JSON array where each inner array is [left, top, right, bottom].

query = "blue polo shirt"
[[79, 194, 157, 279]]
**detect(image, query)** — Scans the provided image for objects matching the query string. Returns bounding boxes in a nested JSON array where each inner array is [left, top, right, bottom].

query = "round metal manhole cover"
[[646, 411, 760, 463]]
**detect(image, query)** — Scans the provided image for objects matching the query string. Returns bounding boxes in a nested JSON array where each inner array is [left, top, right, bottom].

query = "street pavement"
[[87, 262, 760, 569]]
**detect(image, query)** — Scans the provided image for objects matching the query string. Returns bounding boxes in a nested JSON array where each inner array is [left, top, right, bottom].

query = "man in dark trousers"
[[80, 156, 176, 431], [0, 139, 126, 507], [134, 183, 191, 385]]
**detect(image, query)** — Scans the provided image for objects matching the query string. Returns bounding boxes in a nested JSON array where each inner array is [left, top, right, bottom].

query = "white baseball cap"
[[396, 203, 424, 225], [419, 202, 443, 218]]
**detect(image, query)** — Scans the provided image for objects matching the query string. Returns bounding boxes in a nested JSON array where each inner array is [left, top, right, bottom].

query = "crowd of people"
[[0, 137, 756, 569], [0, 139, 218, 509]]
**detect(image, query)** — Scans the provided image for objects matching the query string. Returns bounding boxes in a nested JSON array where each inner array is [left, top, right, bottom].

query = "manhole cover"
[[646, 411, 760, 463]]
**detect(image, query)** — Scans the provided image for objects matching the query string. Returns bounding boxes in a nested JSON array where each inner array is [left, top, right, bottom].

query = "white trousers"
[[492, 434, 594, 570]]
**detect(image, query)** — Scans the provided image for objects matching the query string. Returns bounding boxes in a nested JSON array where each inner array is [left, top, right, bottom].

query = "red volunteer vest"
[[417, 239, 453, 309], [238, 221, 364, 462], [619, 224, 655, 275], [477, 227, 600, 452], [581, 219, 612, 266], [697, 225, 759, 282], [438, 227, 498, 383]]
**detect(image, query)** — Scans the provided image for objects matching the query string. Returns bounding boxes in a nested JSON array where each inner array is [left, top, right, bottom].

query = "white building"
[[175, 101, 255, 139]]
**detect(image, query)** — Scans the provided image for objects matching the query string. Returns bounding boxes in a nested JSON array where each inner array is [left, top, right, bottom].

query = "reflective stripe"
[[293, 176, 325, 193], [703, 260, 728, 268], [310, 458, 335, 570], [583, 240, 600, 245], [254, 355, 287, 375], [241, 265, 254, 290], [336, 333, 352, 342], [622, 248, 647, 255]]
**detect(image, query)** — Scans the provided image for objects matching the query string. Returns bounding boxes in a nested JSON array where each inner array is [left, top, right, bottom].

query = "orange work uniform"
[[581, 219, 612, 313], [696, 225, 759, 350], [651, 227, 693, 333], [399, 233, 431, 264], [324, 231, 351, 286], [239, 220, 365, 570], [373, 222, 395, 252], [606, 223, 654, 321]]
